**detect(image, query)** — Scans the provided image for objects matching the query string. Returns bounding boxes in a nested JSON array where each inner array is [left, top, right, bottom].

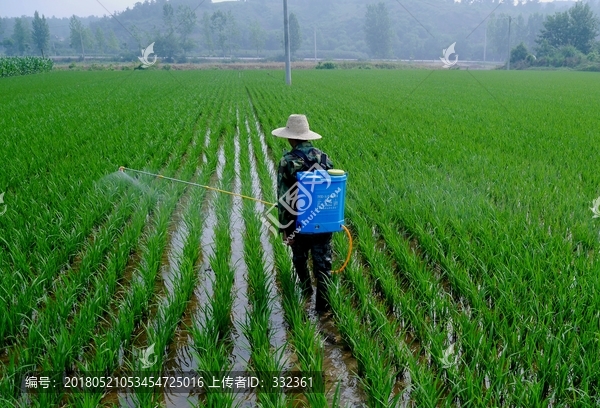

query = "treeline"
[[509, 2, 600, 69], [0, 0, 599, 62]]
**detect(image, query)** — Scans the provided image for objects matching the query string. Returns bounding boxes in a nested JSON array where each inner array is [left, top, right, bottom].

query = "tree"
[[201, 12, 213, 54], [537, 2, 599, 54], [2, 38, 16, 55], [364, 2, 392, 58], [289, 13, 301, 56], [95, 27, 106, 54], [156, 3, 179, 61], [249, 21, 266, 57], [510, 42, 529, 63], [225, 10, 239, 55], [107, 29, 119, 53], [211, 10, 228, 56], [176, 5, 197, 56], [12, 18, 30, 56], [163, 3, 175, 34], [568, 1, 599, 54], [32, 11, 50, 57], [69, 15, 87, 57]]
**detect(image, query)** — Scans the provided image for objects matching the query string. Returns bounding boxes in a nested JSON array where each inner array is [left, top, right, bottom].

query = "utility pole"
[[507, 16, 511, 71], [283, 0, 291, 85], [483, 23, 487, 62], [79, 29, 85, 60], [314, 26, 317, 61]]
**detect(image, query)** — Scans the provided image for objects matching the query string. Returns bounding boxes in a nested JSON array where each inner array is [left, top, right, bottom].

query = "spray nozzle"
[[118, 166, 125, 172]]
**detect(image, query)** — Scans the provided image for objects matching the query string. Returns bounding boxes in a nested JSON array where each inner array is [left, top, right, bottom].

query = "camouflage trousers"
[[290, 232, 333, 312]]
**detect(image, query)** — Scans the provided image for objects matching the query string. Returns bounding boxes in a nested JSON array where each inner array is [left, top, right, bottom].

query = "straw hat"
[[271, 114, 322, 140]]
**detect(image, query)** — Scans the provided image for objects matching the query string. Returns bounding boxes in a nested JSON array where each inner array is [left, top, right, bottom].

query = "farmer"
[[272, 114, 334, 314]]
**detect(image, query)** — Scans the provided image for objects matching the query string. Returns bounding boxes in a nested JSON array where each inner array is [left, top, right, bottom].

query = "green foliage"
[[176, 5, 197, 56], [31, 11, 50, 58], [537, 2, 600, 54], [69, 15, 91, 57], [510, 42, 529, 63], [0, 56, 52, 77], [289, 12, 301, 56], [207, 10, 240, 57], [94, 27, 105, 54], [249, 20, 266, 57], [3, 69, 600, 406], [11, 18, 30, 56], [364, 2, 392, 58], [315, 61, 336, 69]]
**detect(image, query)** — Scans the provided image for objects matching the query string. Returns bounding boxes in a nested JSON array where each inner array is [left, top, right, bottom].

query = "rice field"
[[1, 68, 600, 407]]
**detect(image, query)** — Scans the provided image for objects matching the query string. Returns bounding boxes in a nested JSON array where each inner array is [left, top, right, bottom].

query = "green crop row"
[[3, 69, 600, 407], [0, 57, 53, 77], [245, 69, 600, 405]]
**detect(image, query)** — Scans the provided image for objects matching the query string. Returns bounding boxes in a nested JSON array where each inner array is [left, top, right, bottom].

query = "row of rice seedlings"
[[238, 114, 288, 408], [0, 75, 203, 349], [349, 196, 511, 406], [36, 193, 157, 408], [399, 212, 596, 406], [131, 117, 220, 407], [244, 103, 329, 407], [377, 190, 529, 405], [25, 113, 209, 407], [0, 180, 122, 349], [328, 218, 445, 407], [354, 207, 471, 404], [2, 95, 204, 393], [56, 102, 218, 406], [0, 185, 145, 403], [377, 227, 477, 400], [374, 214, 511, 406], [190, 127, 237, 407], [1, 84, 202, 352]]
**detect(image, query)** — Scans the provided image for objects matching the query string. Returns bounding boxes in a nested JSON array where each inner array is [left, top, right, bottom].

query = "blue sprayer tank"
[[295, 169, 347, 234]]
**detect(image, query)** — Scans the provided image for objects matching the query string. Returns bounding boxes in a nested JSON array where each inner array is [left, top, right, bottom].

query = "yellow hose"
[[333, 225, 353, 274]]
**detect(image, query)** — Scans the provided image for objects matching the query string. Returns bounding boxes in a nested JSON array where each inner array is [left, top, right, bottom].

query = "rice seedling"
[[4, 69, 600, 407]]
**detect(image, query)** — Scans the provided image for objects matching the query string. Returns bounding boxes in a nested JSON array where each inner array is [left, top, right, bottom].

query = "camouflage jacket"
[[277, 141, 334, 235]]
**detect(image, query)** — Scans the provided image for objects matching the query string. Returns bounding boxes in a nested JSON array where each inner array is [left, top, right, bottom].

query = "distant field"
[[1, 69, 599, 407]]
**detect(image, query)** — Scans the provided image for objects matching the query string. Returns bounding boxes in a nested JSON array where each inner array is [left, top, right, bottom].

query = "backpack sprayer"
[[118, 166, 352, 273]]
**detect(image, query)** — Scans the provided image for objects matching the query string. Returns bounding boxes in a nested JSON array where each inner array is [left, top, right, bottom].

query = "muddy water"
[[228, 114, 256, 406], [245, 107, 276, 193], [246, 126, 290, 359], [201, 129, 210, 163], [160, 141, 222, 408], [161, 192, 192, 298]]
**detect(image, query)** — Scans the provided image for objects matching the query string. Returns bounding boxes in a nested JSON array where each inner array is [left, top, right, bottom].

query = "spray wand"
[[118, 166, 352, 273]]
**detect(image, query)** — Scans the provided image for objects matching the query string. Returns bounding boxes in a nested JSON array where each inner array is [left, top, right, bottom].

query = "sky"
[[0, 0, 238, 18]]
